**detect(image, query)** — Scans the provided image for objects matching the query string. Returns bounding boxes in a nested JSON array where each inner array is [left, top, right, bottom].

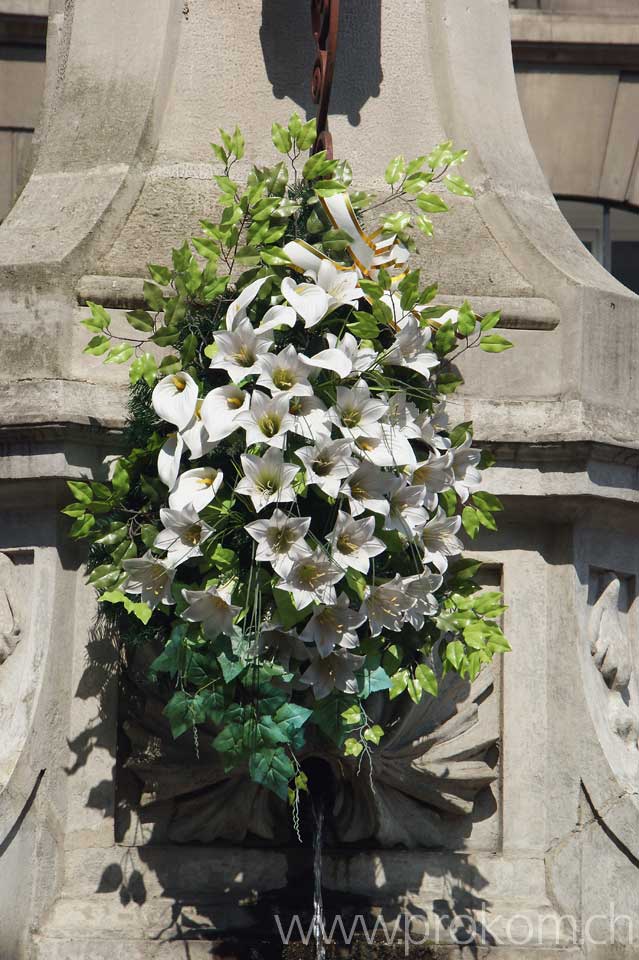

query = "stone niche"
[[2, 0, 639, 957]]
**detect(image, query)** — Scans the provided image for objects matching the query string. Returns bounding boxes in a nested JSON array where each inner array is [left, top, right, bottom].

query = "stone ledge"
[[75, 275, 560, 331]]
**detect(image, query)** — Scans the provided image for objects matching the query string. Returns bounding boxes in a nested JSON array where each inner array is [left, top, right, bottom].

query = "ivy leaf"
[[363, 724, 384, 745], [213, 722, 246, 770], [248, 746, 294, 801], [344, 737, 364, 758], [273, 588, 312, 629], [273, 702, 313, 740], [100, 589, 153, 624], [163, 691, 196, 739], [358, 666, 391, 698], [341, 705, 362, 725]]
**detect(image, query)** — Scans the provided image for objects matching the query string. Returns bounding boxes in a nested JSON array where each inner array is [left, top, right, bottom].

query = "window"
[[557, 200, 639, 296]]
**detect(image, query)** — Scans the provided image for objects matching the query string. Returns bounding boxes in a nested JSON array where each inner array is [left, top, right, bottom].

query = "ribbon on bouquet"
[[283, 192, 410, 283]]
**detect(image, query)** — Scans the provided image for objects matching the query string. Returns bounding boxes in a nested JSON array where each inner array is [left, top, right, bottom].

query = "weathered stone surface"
[[1, 0, 639, 957]]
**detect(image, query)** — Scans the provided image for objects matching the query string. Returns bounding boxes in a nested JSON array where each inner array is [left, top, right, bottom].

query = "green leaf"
[[70, 514, 95, 538], [112, 461, 130, 498], [406, 675, 423, 704], [148, 264, 171, 285], [363, 724, 384, 745], [95, 522, 128, 546], [261, 248, 292, 267], [288, 112, 303, 138], [415, 215, 434, 237], [473, 591, 506, 617], [192, 236, 220, 260], [416, 193, 449, 214], [358, 666, 391, 698], [345, 568, 367, 602], [129, 353, 158, 386], [274, 702, 313, 740], [296, 118, 317, 150], [314, 180, 347, 197], [381, 211, 410, 233], [84, 335, 110, 356], [445, 640, 465, 671], [303, 151, 334, 181], [444, 174, 474, 197], [249, 746, 294, 801], [415, 663, 438, 697], [471, 492, 503, 513], [344, 737, 364, 758], [152, 326, 180, 347], [480, 333, 513, 353], [384, 155, 405, 185], [456, 301, 477, 337], [437, 372, 464, 394], [347, 312, 380, 340], [434, 322, 457, 355], [83, 301, 111, 333], [389, 668, 408, 700], [481, 310, 501, 332], [126, 309, 154, 333], [104, 343, 134, 364], [158, 354, 182, 375], [271, 122, 292, 154], [143, 281, 166, 312], [87, 564, 121, 590], [462, 505, 480, 539], [341, 705, 362, 725], [67, 480, 93, 504]]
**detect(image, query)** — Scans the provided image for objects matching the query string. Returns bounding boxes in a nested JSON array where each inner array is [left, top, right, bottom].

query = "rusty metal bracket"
[[310, 0, 340, 158]]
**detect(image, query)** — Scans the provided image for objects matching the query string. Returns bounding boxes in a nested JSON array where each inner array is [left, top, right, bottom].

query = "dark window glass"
[[612, 242, 639, 296]]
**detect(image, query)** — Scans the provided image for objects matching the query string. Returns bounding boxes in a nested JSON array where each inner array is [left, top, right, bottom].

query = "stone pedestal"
[[1, 1, 638, 957]]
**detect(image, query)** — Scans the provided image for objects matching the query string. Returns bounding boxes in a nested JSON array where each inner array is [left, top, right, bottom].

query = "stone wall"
[[0, 1, 638, 957]]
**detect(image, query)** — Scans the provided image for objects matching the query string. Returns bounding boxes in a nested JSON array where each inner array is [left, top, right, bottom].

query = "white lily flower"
[[295, 438, 357, 499], [411, 449, 455, 510], [256, 344, 313, 398], [300, 594, 366, 658], [122, 552, 175, 609], [300, 331, 374, 380], [361, 573, 415, 637], [154, 504, 214, 566], [329, 380, 386, 438], [157, 433, 184, 489], [276, 546, 345, 609], [199, 383, 249, 443], [234, 390, 293, 448], [235, 447, 299, 512], [382, 390, 421, 439], [384, 316, 439, 380], [169, 466, 223, 512], [353, 423, 417, 468], [326, 511, 385, 574], [225, 275, 271, 330], [245, 509, 311, 577], [287, 394, 330, 441], [152, 372, 199, 430], [421, 508, 463, 573], [257, 303, 298, 334], [416, 410, 452, 451], [181, 583, 241, 639], [340, 462, 392, 517], [452, 435, 482, 502], [181, 399, 216, 460], [401, 571, 443, 630], [384, 478, 428, 538], [299, 647, 366, 699], [259, 622, 309, 669], [281, 261, 360, 329], [209, 317, 273, 380]]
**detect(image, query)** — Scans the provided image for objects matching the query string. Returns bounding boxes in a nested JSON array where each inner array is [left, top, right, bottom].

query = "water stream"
[[311, 798, 326, 960]]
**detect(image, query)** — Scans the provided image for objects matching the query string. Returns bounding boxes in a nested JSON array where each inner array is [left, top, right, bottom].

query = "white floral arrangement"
[[65, 117, 512, 805]]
